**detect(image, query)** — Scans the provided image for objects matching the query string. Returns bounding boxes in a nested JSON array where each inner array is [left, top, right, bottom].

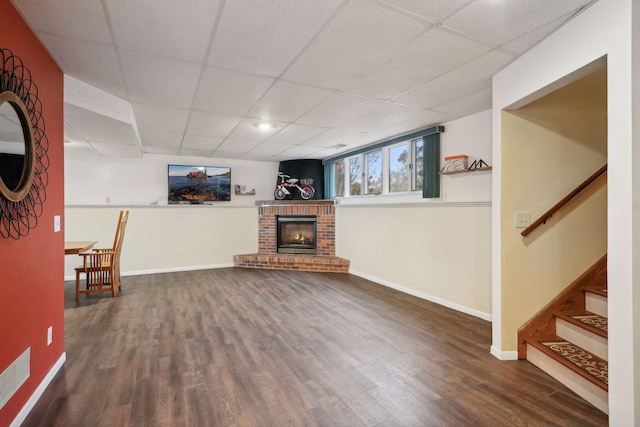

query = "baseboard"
[[490, 345, 519, 360], [65, 263, 235, 281], [349, 270, 492, 322], [10, 352, 66, 427]]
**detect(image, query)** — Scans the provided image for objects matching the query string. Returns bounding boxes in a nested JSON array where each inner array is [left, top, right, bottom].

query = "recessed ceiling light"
[[254, 122, 274, 131]]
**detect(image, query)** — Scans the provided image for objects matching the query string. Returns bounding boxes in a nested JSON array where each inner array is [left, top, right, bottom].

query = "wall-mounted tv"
[[168, 165, 231, 204]]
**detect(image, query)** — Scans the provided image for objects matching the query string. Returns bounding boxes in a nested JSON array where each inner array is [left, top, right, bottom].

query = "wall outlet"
[[53, 215, 61, 232], [47, 326, 52, 346], [105, 195, 111, 204], [514, 211, 531, 228]]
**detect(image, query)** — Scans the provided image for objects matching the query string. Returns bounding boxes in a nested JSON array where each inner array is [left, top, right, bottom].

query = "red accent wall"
[[0, 0, 64, 425]]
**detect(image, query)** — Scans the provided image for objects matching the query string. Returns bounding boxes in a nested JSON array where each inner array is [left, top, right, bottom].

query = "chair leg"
[[75, 270, 81, 302]]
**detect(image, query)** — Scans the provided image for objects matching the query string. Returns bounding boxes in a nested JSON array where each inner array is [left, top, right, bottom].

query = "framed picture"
[[168, 165, 231, 204]]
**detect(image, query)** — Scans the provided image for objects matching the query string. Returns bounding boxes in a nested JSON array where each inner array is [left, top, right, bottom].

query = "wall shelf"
[[441, 166, 492, 175]]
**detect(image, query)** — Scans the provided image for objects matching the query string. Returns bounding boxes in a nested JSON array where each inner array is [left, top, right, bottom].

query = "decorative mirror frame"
[[0, 48, 49, 240]]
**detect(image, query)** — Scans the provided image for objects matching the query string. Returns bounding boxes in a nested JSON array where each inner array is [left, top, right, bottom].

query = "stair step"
[[584, 288, 607, 317], [524, 335, 608, 391], [555, 310, 607, 338], [583, 286, 607, 297]]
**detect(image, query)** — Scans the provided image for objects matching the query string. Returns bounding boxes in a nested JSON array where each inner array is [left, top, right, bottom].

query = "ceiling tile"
[[181, 135, 223, 152], [243, 142, 293, 159], [272, 145, 324, 161], [226, 118, 286, 143], [343, 27, 490, 100], [209, 151, 246, 159], [296, 92, 382, 127], [434, 87, 492, 117], [501, 12, 575, 55], [13, 0, 112, 44], [282, 0, 430, 89], [364, 110, 451, 142], [143, 146, 181, 155], [137, 130, 183, 148], [265, 124, 327, 145], [443, 0, 593, 47], [40, 34, 128, 99], [178, 148, 215, 157], [193, 67, 274, 116], [339, 102, 424, 133], [300, 128, 367, 148], [119, 50, 201, 108], [106, 0, 220, 63], [207, 0, 345, 76], [186, 111, 241, 138], [90, 142, 142, 158], [215, 138, 262, 154], [132, 104, 190, 134], [378, 0, 473, 22], [248, 81, 334, 122], [393, 49, 514, 109]]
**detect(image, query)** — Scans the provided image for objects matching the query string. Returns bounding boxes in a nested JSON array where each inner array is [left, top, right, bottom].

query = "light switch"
[[515, 212, 531, 228], [53, 215, 61, 232]]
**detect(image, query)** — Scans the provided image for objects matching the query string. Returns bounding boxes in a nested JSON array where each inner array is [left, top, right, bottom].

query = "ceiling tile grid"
[[11, 0, 597, 160]]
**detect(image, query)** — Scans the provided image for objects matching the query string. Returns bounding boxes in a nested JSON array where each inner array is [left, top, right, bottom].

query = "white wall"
[[334, 110, 493, 320], [64, 206, 257, 278], [64, 153, 279, 206], [492, 0, 637, 422]]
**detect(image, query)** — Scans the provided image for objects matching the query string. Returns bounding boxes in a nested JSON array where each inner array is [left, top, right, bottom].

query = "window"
[[389, 144, 408, 193], [324, 125, 442, 200], [334, 160, 345, 197], [349, 156, 362, 196], [365, 150, 382, 194], [412, 138, 424, 191]]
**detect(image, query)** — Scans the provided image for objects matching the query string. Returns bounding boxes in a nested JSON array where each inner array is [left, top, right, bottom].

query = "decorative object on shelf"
[[274, 172, 315, 200], [440, 157, 492, 175], [468, 159, 492, 171], [167, 164, 231, 204], [441, 154, 468, 173], [234, 185, 255, 195], [0, 48, 50, 240]]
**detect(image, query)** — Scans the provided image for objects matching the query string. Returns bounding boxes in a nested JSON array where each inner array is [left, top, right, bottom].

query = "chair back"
[[112, 210, 129, 287]]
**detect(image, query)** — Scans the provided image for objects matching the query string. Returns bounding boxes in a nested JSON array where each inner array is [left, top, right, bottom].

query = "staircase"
[[518, 255, 608, 414]]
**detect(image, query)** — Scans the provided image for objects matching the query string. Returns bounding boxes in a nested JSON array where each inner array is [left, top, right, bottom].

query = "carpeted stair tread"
[[524, 335, 608, 391], [554, 310, 608, 338]]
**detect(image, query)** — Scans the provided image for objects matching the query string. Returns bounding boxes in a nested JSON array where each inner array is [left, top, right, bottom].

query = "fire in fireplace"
[[277, 215, 316, 254]]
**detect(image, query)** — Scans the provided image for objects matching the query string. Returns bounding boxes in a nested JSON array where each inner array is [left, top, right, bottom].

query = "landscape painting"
[[168, 165, 231, 204]]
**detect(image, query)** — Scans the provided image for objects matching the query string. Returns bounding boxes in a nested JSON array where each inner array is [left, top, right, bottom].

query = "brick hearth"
[[234, 200, 349, 273]]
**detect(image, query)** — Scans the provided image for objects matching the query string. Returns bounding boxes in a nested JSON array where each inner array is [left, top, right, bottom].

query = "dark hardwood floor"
[[24, 268, 608, 426]]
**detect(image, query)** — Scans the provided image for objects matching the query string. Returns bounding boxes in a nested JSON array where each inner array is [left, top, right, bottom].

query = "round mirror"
[[0, 91, 35, 202]]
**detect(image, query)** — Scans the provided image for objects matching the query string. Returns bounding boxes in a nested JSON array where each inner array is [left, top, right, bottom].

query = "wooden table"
[[65, 241, 98, 255]]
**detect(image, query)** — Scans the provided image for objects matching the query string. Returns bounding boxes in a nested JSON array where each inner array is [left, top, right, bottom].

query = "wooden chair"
[[75, 210, 129, 301]]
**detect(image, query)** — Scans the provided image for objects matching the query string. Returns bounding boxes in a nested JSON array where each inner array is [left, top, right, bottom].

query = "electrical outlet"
[[47, 327, 52, 346], [515, 212, 531, 228], [105, 195, 111, 204], [53, 215, 61, 232]]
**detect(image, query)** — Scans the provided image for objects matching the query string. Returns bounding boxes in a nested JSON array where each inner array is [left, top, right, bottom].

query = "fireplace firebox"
[[277, 215, 316, 254]]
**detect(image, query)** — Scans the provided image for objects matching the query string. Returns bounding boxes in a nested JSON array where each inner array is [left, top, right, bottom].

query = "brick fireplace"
[[234, 200, 349, 273]]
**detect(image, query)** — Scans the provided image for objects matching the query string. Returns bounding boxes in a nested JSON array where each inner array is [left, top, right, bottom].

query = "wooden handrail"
[[521, 164, 607, 237]]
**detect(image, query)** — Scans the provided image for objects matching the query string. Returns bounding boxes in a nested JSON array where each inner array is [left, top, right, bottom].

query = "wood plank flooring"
[[24, 268, 608, 426]]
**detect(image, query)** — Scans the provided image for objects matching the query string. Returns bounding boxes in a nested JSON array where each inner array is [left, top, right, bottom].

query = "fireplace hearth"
[[277, 216, 316, 254]]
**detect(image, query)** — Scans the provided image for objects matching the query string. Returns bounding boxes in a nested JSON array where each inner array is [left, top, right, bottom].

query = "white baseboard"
[[65, 263, 235, 281], [490, 345, 519, 360], [349, 269, 492, 322], [11, 352, 66, 427]]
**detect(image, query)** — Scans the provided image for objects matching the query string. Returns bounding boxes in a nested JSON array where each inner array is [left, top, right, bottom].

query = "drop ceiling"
[[11, 0, 596, 161]]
